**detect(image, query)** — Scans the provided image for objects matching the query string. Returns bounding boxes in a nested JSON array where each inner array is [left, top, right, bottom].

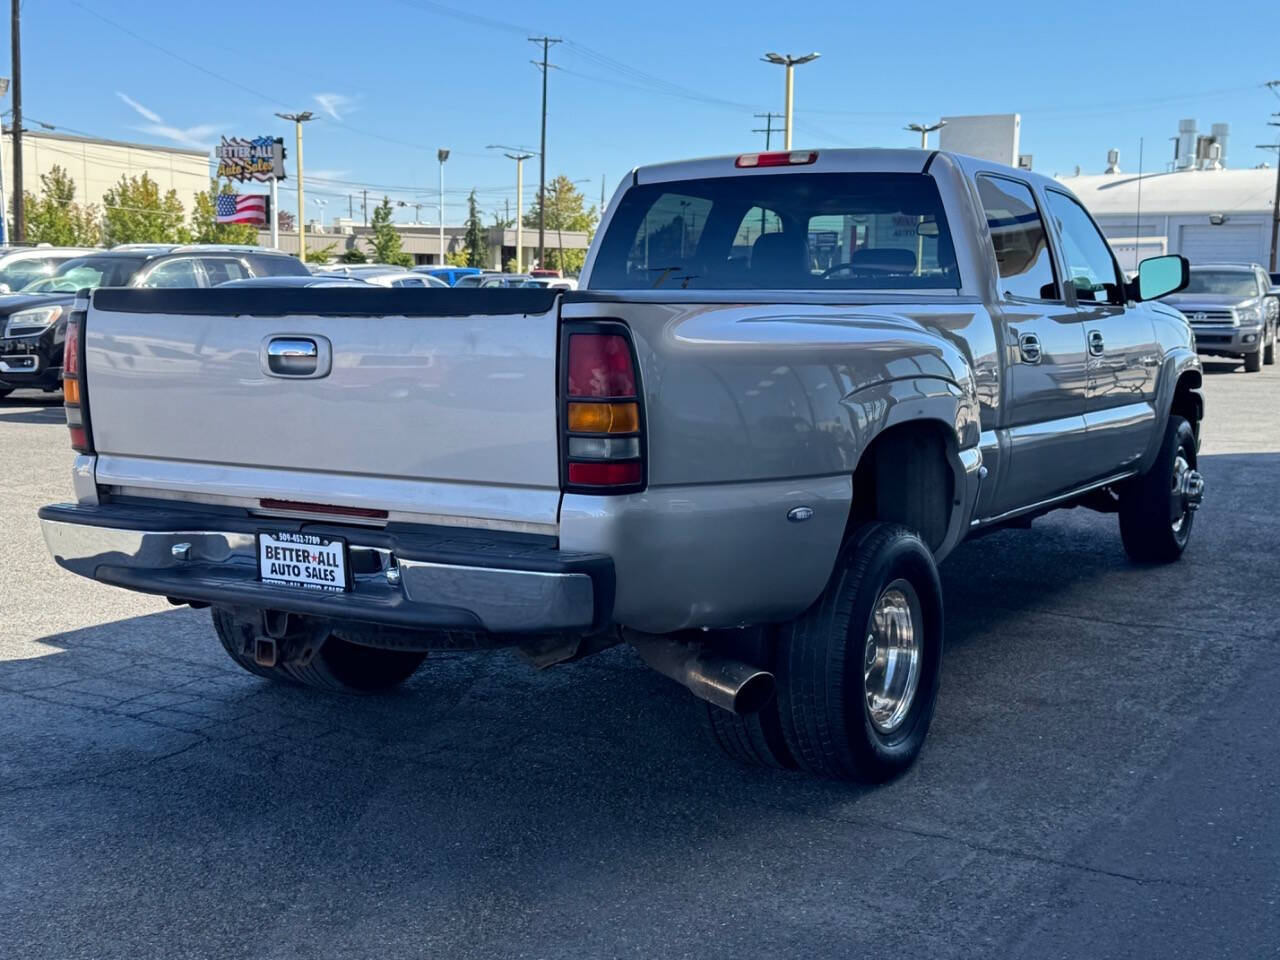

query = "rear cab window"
[[589, 172, 960, 291], [974, 175, 1059, 302]]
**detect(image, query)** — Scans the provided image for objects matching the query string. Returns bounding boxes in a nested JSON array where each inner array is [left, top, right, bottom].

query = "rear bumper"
[[38, 503, 613, 634]]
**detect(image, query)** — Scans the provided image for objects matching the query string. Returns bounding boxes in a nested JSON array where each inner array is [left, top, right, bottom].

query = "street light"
[[906, 120, 946, 149], [437, 148, 450, 266], [312, 197, 327, 232], [761, 52, 820, 150], [275, 111, 315, 262], [488, 144, 537, 272]]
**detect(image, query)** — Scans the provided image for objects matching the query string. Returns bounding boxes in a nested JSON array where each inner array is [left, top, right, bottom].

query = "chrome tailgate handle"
[[262, 336, 331, 378]]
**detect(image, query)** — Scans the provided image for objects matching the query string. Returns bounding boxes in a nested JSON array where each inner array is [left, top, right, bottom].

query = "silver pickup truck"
[[39, 148, 1205, 782]]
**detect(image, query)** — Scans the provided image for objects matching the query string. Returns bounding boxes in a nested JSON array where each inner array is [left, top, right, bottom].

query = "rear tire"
[[1118, 415, 1199, 563], [211, 607, 426, 692], [776, 523, 944, 782]]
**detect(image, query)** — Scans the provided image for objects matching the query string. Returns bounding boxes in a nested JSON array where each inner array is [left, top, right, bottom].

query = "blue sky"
[[9, 0, 1280, 225]]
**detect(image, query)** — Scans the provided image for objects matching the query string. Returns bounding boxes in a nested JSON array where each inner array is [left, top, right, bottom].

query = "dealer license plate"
[[258, 531, 349, 592]]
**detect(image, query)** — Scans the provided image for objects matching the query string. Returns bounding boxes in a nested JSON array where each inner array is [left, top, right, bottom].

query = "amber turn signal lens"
[[567, 401, 639, 434], [63, 379, 80, 405]]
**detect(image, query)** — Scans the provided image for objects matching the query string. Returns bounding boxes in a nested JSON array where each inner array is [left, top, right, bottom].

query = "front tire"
[[212, 607, 425, 692], [776, 523, 944, 782], [1244, 346, 1262, 373], [1264, 325, 1276, 366], [1118, 415, 1201, 563]]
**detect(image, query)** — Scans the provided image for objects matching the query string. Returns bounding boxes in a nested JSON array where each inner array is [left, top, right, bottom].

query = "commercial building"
[[2, 128, 209, 229], [1057, 121, 1277, 270], [264, 219, 590, 269]]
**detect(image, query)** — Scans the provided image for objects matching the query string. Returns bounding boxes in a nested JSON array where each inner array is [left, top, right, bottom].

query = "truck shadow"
[[2, 453, 1274, 954], [0, 405, 65, 425]]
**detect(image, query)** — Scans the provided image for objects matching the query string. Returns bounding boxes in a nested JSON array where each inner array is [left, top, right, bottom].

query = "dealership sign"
[[215, 136, 285, 182]]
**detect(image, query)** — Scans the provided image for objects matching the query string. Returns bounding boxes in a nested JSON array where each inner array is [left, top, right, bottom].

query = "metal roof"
[[1054, 168, 1276, 216]]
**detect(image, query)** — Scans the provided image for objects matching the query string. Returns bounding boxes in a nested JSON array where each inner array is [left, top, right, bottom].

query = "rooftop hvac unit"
[[1105, 149, 1121, 174]]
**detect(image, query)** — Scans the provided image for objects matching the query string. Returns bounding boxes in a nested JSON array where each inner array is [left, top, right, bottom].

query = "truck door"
[[1043, 188, 1158, 477], [974, 175, 1092, 518]]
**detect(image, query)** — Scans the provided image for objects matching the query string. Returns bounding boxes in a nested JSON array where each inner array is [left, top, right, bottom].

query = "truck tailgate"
[[83, 288, 563, 531]]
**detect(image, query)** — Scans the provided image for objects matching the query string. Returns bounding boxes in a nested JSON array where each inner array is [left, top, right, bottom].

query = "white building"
[[1058, 121, 1277, 269]]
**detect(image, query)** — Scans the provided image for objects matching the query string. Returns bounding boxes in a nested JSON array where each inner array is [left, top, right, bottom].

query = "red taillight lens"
[[562, 325, 644, 493], [567, 333, 636, 398], [63, 312, 93, 454]]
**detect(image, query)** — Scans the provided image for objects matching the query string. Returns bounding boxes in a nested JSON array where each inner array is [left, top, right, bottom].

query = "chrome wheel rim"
[[863, 579, 923, 734], [1170, 452, 1203, 537]]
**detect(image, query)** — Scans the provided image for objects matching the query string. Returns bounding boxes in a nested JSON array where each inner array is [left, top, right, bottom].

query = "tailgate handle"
[[264, 337, 329, 378]]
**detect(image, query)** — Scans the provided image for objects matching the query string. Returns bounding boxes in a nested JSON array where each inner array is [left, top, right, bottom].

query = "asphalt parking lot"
[[2, 362, 1278, 960]]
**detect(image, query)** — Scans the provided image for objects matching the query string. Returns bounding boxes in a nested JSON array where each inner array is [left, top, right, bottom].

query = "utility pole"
[[600, 174, 606, 214], [762, 52, 819, 151], [1267, 85, 1280, 273], [0, 77, 9, 244], [348, 194, 353, 219], [275, 111, 314, 262], [529, 36, 561, 267], [11, 0, 24, 241], [362, 189, 368, 227], [752, 112, 783, 150], [905, 119, 946, 150]]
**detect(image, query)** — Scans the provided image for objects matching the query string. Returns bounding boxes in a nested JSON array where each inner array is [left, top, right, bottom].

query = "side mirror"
[[1131, 254, 1189, 301]]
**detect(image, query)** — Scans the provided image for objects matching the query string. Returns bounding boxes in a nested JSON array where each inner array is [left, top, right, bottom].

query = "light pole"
[[0, 76, 8, 244], [437, 148, 449, 266], [906, 120, 946, 149], [488, 144, 536, 272], [762, 52, 820, 151], [275, 111, 315, 262], [312, 197, 327, 232]]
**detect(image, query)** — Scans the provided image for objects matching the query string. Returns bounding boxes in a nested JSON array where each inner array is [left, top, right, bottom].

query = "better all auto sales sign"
[[216, 135, 286, 182]]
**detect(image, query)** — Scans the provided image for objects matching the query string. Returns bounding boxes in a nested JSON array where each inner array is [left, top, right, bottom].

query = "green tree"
[[23, 165, 101, 247], [102, 172, 189, 246], [369, 196, 412, 266], [464, 190, 487, 268], [189, 179, 260, 245], [339, 247, 368, 264], [309, 242, 339, 265], [522, 175, 598, 274]]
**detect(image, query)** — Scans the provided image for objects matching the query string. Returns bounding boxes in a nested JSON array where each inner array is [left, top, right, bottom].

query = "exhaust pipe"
[[629, 634, 775, 715]]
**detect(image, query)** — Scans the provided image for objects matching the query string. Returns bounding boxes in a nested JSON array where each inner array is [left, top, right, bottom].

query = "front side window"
[[589, 172, 959, 290], [1044, 190, 1122, 304], [138, 258, 201, 289], [200, 258, 247, 285], [975, 176, 1058, 301]]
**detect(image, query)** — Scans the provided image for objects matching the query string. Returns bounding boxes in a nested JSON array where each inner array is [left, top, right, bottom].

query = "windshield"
[[1184, 271, 1258, 297], [21, 256, 147, 293], [589, 171, 959, 291]]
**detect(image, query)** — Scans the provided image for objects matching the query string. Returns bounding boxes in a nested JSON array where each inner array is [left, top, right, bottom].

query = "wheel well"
[[1170, 371, 1204, 443], [846, 421, 955, 552]]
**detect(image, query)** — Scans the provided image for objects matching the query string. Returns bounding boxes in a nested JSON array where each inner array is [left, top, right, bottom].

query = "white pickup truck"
[[40, 148, 1204, 782]]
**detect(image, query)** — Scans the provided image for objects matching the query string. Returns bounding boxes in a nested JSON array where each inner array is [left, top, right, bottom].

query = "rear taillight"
[[63, 303, 93, 454], [561, 325, 645, 493]]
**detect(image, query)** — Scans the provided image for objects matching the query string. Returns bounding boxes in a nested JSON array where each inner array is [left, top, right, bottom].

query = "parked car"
[[314, 263, 409, 276], [1162, 262, 1277, 372], [0, 246, 99, 295], [37, 148, 1203, 783], [217, 275, 373, 288], [356, 269, 449, 288], [413, 266, 482, 286], [520, 277, 579, 290], [0, 245, 308, 396], [456, 273, 534, 288]]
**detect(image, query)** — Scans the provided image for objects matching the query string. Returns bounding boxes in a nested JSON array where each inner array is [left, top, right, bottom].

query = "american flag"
[[216, 193, 268, 225]]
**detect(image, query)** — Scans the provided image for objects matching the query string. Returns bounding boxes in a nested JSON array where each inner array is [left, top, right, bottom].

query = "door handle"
[[1018, 332, 1042, 364], [263, 336, 331, 378], [1088, 330, 1106, 356]]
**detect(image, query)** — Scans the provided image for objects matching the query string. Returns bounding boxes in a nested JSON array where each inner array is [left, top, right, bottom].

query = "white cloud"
[[116, 92, 221, 151], [313, 93, 356, 121]]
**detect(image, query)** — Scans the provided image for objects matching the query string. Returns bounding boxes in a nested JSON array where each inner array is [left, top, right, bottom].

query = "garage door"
[[1178, 223, 1265, 266]]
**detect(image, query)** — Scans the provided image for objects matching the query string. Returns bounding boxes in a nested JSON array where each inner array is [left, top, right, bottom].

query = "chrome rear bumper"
[[39, 503, 612, 634]]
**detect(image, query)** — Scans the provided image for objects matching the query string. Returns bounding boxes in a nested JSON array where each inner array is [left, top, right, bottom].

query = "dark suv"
[[1162, 262, 1278, 373], [0, 245, 308, 396]]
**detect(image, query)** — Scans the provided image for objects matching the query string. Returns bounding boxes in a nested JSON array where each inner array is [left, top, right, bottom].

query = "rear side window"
[[589, 172, 959, 290], [200, 258, 248, 285], [975, 176, 1058, 301], [247, 253, 310, 278], [138, 258, 201, 289]]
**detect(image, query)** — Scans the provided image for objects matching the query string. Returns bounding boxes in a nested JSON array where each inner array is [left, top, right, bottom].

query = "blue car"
[[413, 266, 483, 286]]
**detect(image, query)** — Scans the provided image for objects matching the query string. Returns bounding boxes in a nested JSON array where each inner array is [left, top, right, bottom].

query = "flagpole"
[[269, 178, 279, 249]]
